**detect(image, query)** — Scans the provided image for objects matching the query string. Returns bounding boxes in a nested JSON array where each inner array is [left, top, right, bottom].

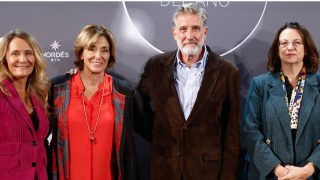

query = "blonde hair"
[[74, 24, 116, 70], [0, 29, 50, 108]]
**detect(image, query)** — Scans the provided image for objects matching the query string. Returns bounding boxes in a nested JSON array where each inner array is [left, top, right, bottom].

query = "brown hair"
[[74, 24, 116, 70], [267, 22, 319, 73]]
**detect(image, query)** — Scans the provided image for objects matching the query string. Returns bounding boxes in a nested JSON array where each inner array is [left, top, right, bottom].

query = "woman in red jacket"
[[0, 29, 50, 180], [48, 24, 139, 180]]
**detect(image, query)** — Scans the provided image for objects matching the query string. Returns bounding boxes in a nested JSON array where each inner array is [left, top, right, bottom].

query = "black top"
[[284, 76, 297, 164], [284, 76, 293, 102], [30, 110, 39, 131]]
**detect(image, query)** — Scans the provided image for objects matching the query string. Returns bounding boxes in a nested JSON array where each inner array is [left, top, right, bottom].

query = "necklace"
[[81, 75, 106, 145]]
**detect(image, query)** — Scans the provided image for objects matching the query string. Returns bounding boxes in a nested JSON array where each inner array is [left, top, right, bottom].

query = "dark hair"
[[267, 22, 319, 73], [74, 24, 116, 70]]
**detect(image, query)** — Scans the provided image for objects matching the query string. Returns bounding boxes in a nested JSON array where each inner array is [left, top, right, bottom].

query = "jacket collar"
[[159, 46, 222, 123], [187, 46, 222, 122], [3, 79, 37, 134], [267, 72, 319, 143]]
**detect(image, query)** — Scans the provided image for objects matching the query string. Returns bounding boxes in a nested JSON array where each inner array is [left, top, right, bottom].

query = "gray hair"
[[172, 3, 208, 27]]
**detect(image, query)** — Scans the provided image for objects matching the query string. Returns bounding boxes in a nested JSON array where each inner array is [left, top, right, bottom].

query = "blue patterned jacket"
[[243, 72, 320, 179]]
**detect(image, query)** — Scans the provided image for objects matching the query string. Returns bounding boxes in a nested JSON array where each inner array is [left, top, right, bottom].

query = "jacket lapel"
[[162, 51, 186, 123], [30, 94, 49, 137], [267, 73, 292, 141], [111, 85, 125, 178], [187, 48, 220, 122], [295, 74, 318, 142], [3, 79, 35, 133]]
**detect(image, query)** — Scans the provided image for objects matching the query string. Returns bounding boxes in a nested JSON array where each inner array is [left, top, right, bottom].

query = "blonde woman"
[[0, 29, 50, 180]]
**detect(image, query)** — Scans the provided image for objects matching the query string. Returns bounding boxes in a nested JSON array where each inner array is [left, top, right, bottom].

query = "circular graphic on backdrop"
[[123, 1, 267, 56]]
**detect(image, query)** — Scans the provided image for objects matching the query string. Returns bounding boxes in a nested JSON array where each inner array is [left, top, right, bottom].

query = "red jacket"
[[48, 73, 139, 180], [0, 79, 49, 180]]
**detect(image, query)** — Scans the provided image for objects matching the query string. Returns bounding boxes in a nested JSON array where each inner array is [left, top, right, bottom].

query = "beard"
[[177, 41, 203, 57]]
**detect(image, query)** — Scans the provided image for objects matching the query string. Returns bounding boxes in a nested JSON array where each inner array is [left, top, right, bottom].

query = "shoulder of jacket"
[[252, 72, 272, 85], [50, 74, 71, 86], [206, 47, 238, 72], [313, 71, 320, 78], [110, 74, 135, 96], [148, 50, 176, 64]]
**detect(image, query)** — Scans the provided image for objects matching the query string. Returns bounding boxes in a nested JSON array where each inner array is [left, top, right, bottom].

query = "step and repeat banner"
[[1, 1, 319, 179], [1, 1, 319, 92]]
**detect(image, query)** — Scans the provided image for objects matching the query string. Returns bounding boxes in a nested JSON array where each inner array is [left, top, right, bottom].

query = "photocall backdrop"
[[1, 1, 319, 179]]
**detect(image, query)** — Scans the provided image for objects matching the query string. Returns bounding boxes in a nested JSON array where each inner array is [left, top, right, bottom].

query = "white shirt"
[[173, 46, 208, 120]]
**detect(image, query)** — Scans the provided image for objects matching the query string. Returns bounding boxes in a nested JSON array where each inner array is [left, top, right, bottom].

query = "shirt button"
[[177, 152, 181, 156], [265, 139, 271, 145], [32, 162, 37, 167], [32, 141, 37, 146]]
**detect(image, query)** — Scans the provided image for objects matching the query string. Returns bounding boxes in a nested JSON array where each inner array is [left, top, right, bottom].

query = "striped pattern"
[[243, 72, 320, 179], [0, 79, 49, 180]]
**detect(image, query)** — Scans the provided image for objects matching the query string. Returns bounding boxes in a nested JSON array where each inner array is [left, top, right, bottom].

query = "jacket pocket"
[[0, 143, 20, 156], [202, 148, 221, 162], [0, 143, 20, 170]]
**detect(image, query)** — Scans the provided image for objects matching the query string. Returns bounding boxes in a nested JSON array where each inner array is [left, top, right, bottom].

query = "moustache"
[[182, 42, 198, 46]]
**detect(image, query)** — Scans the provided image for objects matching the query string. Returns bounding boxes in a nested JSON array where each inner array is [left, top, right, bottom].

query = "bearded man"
[[136, 3, 240, 180]]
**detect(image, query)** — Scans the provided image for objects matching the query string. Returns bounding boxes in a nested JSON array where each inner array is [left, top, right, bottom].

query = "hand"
[[274, 164, 289, 178], [66, 68, 78, 75], [278, 162, 314, 180]]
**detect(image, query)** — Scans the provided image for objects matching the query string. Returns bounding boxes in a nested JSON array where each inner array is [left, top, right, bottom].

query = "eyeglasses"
[[278, 40, 303, 48]]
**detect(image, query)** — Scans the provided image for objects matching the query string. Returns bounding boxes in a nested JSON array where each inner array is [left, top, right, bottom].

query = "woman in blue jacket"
[[243, 22, 320, 179]]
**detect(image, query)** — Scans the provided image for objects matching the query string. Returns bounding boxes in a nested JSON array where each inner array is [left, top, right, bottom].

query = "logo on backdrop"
[[160, 1, 230, 7], [122, 1, 267, 56], [44, 40, 69, 62]]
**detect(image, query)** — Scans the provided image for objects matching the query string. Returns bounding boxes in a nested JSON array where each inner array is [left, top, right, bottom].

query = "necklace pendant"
[[90, 135, 96, 144]]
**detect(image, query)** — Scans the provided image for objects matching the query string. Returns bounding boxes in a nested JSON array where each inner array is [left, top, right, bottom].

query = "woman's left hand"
[[278, 162, 314, 180]]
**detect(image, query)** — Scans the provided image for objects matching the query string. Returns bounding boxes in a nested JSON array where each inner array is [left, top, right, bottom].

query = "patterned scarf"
[[280, 67, 306, 129]]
